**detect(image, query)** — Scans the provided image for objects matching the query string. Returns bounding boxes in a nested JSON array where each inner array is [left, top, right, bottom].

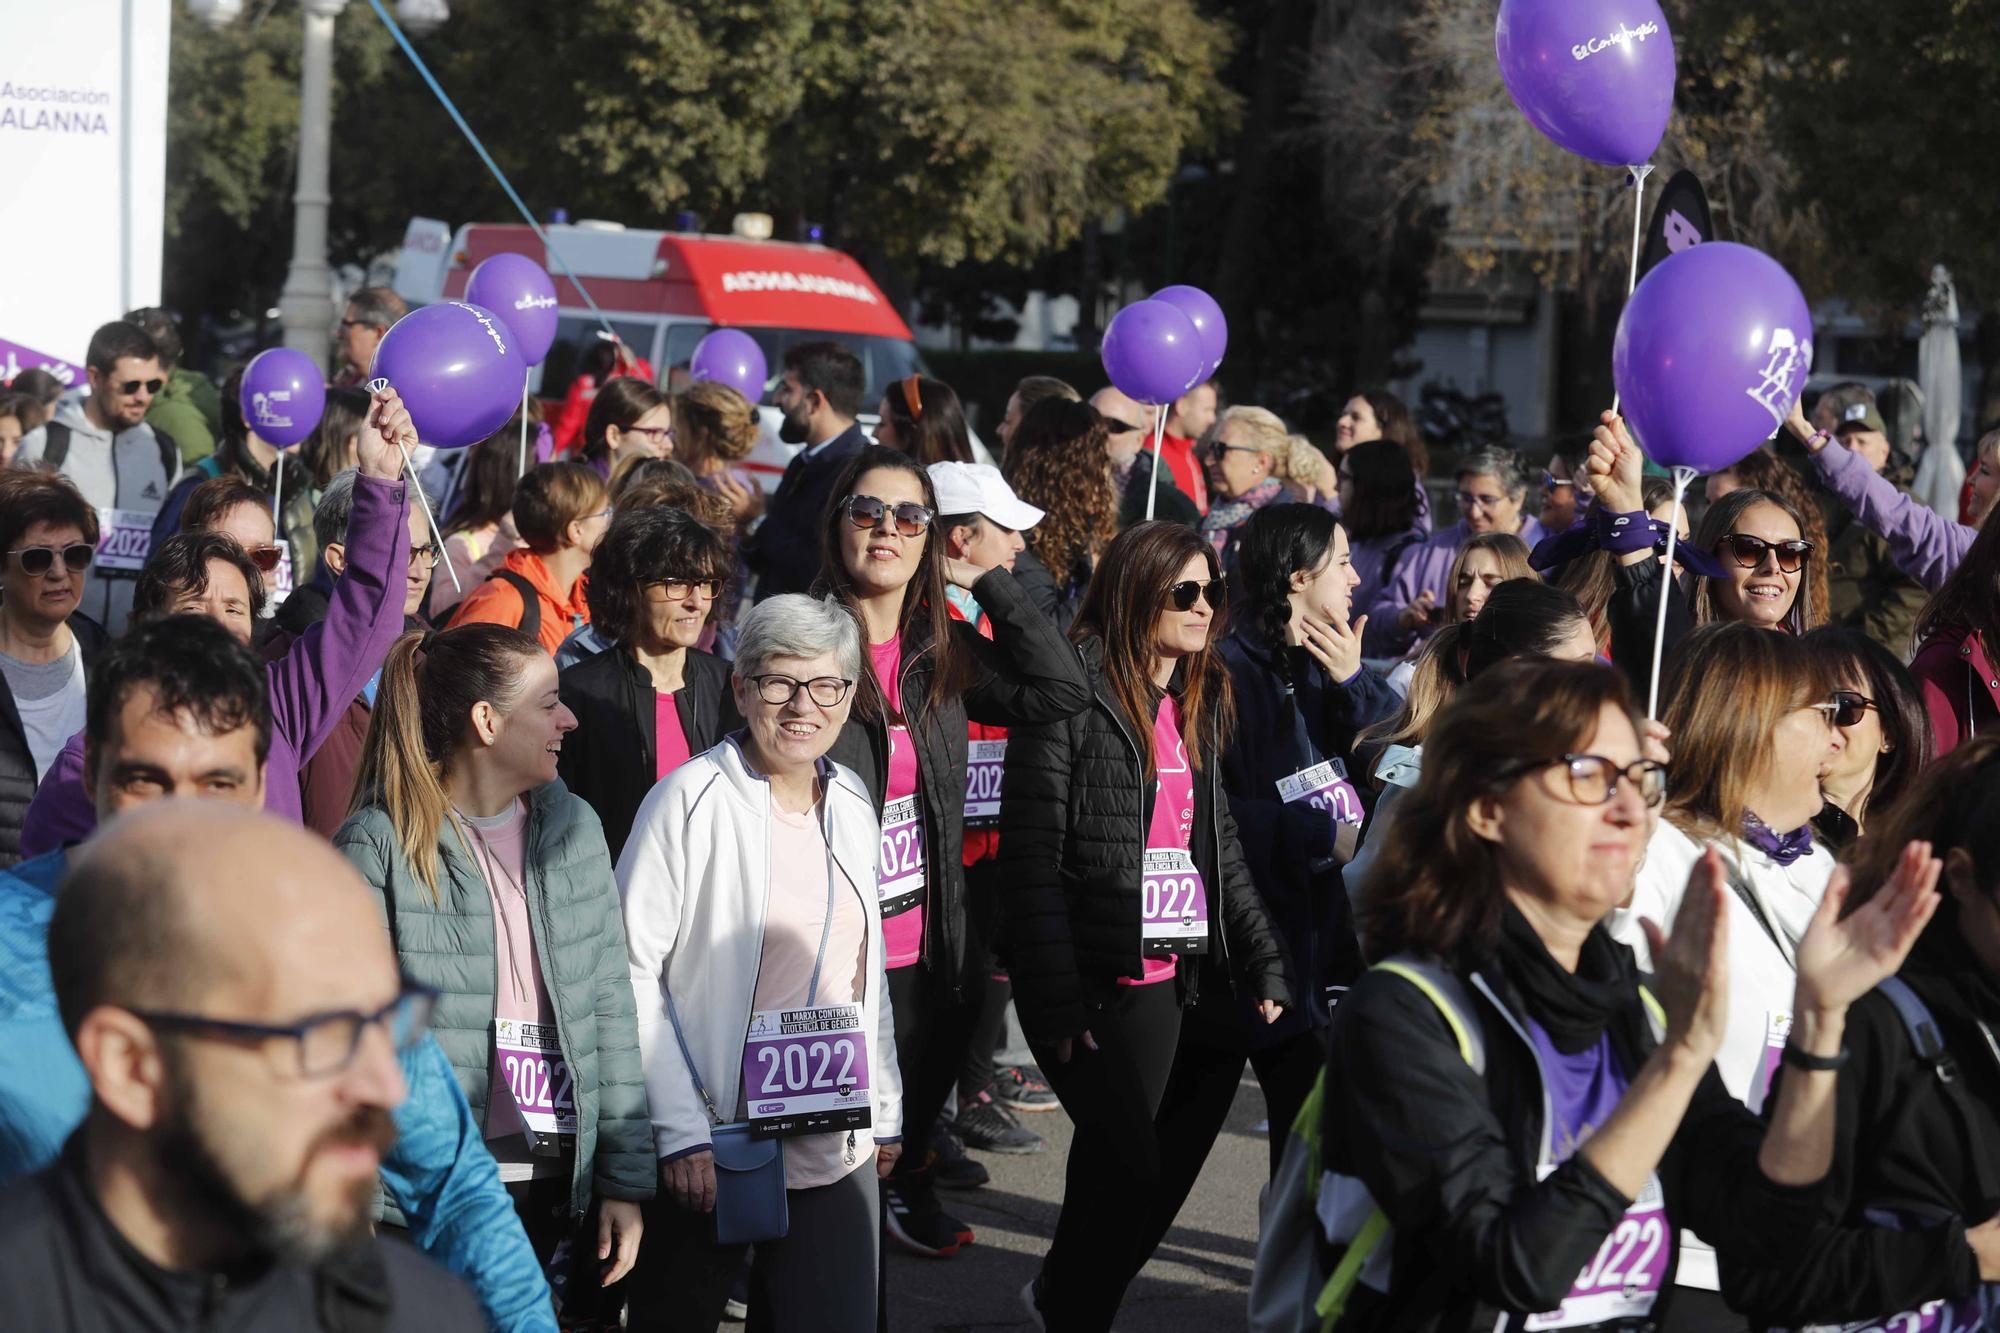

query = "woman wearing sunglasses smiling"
[[1000, 520, 1290, 1328], [816, 444, 1090, 1259], [1801, 627, 1933, 853]]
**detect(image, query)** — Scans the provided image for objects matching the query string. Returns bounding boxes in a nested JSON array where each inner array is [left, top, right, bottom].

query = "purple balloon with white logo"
[[464, 252, 559, 366], [688, 328, 769, 402], [1100, 299, 1205, 407], [1613, 241, 1812, 473], [368, 301, 527, 448], [238, 347, 325, 449], [1150, 285, 1228, 384], [1495, 0, 1675, 167]]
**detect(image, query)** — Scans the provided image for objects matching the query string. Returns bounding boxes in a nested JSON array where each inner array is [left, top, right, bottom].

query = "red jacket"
[[1159, 432, 1208, 513]]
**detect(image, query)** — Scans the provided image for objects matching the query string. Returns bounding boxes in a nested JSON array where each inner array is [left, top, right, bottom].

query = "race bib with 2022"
[[964, 739, 1006, 829], [1140, 848, 1209, 956], [495, 1017, 576, 1141], [95, 508, 153, 572], [741, 1003, 873, 1139]]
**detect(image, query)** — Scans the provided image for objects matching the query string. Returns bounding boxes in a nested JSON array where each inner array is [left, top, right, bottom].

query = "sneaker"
[[931, 1117, 991, 1190], [955, 1090, 1046, 1154], [721, 1297, 748, 1322], [1019, 1277, 1047, 1331], [994, 1063, 1060, 1113], [884, 1169, 975, 1257]]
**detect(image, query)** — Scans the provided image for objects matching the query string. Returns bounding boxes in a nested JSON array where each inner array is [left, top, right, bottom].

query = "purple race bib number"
[[1141, 848, 1209, 956], [1525, 1176, 1668, 1329], [95, 507, 153, 572], [741, 1003, 873, 1139], [964, 739, 1006, 829], [877, 794, 926, 918], [1275, 758, 1364, 826], [1811, 1296, 1999, 1333], [495, 1018, 577, 1139]]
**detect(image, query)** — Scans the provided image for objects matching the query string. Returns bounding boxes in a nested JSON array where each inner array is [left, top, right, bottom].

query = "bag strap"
[[664, 988, 723, 1127], [1874, 977, 2000, 1204], [492, 569, 542, 643], [43, 420, 68, 468]]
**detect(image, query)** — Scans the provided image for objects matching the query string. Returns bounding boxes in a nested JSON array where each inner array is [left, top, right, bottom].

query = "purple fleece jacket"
[[21, 473, 412, 855], [1811, 437, 1975, 592]]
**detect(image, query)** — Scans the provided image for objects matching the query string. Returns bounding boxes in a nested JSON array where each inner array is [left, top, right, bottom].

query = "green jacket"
[[336, 780, 655, 1219], [146, 368, 221, 465]]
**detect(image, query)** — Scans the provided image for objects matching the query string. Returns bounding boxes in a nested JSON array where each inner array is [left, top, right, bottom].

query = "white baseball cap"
[[927, 461, 1044, 532]]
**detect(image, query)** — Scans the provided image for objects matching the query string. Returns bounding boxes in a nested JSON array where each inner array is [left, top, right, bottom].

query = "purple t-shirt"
[[1525, 1017, 1626, 1165]]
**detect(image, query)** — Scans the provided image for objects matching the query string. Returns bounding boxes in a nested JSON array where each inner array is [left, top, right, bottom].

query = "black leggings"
[[887, 959, 980, 1169]]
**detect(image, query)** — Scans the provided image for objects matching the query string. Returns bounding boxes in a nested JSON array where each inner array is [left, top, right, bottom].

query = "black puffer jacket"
[[558, 644, 740, 862], [997, 636, 1293, 1045], [0, 614, 108, 868], [826, 565, 1091, 999]]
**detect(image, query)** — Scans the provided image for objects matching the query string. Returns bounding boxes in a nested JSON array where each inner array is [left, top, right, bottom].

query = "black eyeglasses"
[[749, 674, 854, 707], [1167, 578, 1226, 612], [840, 494, 933, 537], [626, 424, 675, 446], [1816, 690, 1878, 730], [1509, 753, 1667, 808], [131, 982, 438, 1079], [9, 542, 95, 576], [410, 542, 441, 568], [648, 577, 724, 602], [112, 378, 165, 396], [1718, 532, 1814, 573]]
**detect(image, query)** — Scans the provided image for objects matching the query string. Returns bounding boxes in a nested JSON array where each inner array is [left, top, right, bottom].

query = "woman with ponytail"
[[1217, 503, 1399, 1169], [999, 520, 1291, 1329], [337, 624, 653, 1308]]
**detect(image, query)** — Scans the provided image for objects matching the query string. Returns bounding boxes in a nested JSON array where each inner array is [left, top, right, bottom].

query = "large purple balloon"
[[689, 328, 769, 402], [1151, 285, 1228, 384], [1495, 0, 1675, 167], [1613, 241, 1812, 473], [239, 347, 325, 449], [464, 252, 559, 366], [368, 301, 527, 449], [1100, 299, 1205, 407]]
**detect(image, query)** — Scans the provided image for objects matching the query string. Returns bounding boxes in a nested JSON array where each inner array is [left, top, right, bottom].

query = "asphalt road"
[[884, 1073, 1272, 1332]]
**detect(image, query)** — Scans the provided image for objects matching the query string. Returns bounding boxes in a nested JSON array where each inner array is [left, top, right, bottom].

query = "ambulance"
[[393, 215, 980, 483]]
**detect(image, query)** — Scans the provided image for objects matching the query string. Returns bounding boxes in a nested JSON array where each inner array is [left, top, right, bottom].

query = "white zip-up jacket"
[[1609, 817, 1833, 1290], [617, 736, 903, 1165]]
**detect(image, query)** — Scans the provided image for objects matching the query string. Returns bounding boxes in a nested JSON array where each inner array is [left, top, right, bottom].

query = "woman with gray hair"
[[618, 593, 904, 1333], [1365, 443, 1547, 659]]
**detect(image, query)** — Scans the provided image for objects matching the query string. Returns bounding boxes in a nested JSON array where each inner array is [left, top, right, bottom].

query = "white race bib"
[[95, 507, 153, 572], [877, 794, 926, 917]]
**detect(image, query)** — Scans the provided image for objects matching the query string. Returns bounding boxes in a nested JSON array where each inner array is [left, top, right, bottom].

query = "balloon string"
[[1646, 465, 1696, 721], [518, 373, 530, 478], [271, 455, 284, 531], [1611, 164, 1654, 416], [1144, 403, 1168, 523], [369, 375, 460, 592]]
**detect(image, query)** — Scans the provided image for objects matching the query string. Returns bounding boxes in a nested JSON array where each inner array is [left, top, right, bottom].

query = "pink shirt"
[[1125, 698, 1195, 987], [869, 634, 927, 968], [756, 795, 869, 1188], [654, 690, 692, 781], [869, 636, 903, 714]]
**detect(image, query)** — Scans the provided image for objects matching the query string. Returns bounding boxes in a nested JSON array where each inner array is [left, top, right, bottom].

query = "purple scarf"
[[1201, 478, 1287, 554], [1742, 812, 1815, 866]]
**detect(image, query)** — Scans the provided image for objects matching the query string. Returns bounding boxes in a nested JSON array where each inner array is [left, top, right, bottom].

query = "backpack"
[[43, 421, 179, 487], [443, 568, 541, 643]]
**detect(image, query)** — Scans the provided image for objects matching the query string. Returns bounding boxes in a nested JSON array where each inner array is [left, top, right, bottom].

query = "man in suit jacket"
[[745, 340, 868, 598]]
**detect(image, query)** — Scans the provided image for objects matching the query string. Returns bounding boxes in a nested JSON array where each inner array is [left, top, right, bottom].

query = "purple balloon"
[[464, 252, 559, 366], [1495, 0, 1675, 167], [688, 328, 769, 402], [239, 347, 325, 449], [1613, 241, 1812, 473], [1151, 285, 1228, 383], [1100, 299, 1205, 407], [368, 301, 527, 449]]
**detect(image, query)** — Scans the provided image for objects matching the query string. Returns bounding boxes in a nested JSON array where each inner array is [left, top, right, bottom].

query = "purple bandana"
[[1742, 812, 1815, 866]]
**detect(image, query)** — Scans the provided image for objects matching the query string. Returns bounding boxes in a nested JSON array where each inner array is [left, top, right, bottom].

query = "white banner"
[[0, 0, 170, 386]]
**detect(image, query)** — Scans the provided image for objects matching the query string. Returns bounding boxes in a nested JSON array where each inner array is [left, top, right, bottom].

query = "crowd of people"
[[0, 308, 1997, 1333]]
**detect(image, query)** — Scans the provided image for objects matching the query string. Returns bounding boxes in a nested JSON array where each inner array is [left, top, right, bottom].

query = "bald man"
[[0, 804, 480, 1328], [1088, 385, 1202, 530]]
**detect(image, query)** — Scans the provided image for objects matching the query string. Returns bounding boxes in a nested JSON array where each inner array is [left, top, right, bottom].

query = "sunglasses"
[[241, 544, 285, 573], [113, 378, 165, 396], [1541, 470, 1596, 497], [841, 493, 933, 537], [1167, 578, 1226, 612], [9, 542, 95, 576], [1717, 532, 1814, 573], [1815, 690, 1878, 730]]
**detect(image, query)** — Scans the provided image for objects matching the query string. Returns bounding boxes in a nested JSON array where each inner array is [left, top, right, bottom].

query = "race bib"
[[1752, 1010, 1792, 1114], [1524, 1174, 1669, 1329], [495, 1017, 577, 1143], [267, 544, 295, 608], [1276, 757, 1365, 826], [877, 794, 926, 918], [741, 1003, 873, 1139], [95, 507, 153, 572], [1141, 848, 1209, 956], [964, 739, 1006, 829], [1811, 1295, 1999, 1333]]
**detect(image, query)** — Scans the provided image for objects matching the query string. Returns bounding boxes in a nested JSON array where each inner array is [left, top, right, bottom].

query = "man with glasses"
[[15, 320, 183, 635], [335, 286, 411, 388], [1087, 385, 1201, 529], [0, 616, 554, 1330]]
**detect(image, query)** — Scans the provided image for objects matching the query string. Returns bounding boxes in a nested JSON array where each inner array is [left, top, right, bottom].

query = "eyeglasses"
[[410, 542, 441, 568], [1717, 532, 1814, 573], [1513, 753, 1667, 808], [1456, 491, 1511, 512], [9, 542, 95, 575], [131, 982, 439, 1079], [114, 378, 165, 397], [242, 544, 284, 573], [1167, 578, 1227, 612], [648, 577, 724, 602], [626, 425, 675, 446], [749, 674, 854, 707], [900, 374, 924, 422], [1541, 470, 1596, 498], [1814, 690, 1878, 729], [1206, 443, 1266, 462], [840, 493, 933, 537]]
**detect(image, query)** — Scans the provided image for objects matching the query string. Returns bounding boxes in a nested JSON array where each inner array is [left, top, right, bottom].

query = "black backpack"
[[42, 421, 179, 486], [443, 568, 541, 643]]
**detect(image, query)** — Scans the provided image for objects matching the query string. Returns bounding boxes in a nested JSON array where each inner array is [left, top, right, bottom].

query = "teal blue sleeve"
[[381, 1034, 557, 1333], [0, 1017, 91, 1181]]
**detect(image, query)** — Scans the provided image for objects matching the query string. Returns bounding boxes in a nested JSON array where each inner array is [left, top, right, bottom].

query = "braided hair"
[[1230, 502, 1341, 692]]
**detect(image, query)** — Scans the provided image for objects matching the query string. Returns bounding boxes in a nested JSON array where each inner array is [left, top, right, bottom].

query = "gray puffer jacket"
[[336, 779, 655, 1219]]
